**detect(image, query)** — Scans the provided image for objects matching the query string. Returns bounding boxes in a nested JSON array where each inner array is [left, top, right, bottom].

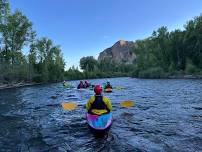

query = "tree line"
[[64, 56, 135, 80], [132, 14, 202, 78], [0, 0, 65, 84], [75, 14, 202, 79], [1, 0, 202, 84]]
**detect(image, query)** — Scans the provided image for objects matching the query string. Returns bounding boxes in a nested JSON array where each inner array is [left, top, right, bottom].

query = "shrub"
[[138, 67, 164, 78]]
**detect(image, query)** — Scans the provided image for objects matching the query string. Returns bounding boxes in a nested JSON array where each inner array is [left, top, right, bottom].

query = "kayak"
[[104, 88, 112, 93], [63, 84, 73, 88], [86, 112, 112, 130]]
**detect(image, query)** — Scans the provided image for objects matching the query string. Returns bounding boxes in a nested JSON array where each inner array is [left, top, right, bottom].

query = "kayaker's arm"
[[85, 96, 95, 110], [103, 96, 112, 110]]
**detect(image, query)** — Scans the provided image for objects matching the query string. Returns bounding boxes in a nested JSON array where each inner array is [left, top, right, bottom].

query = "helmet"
[[94, 85, 102, 94]]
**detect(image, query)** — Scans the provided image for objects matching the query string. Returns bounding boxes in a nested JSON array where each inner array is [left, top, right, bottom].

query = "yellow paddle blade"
[[62, 102, 77, 110], [120, 100, 134, 107]]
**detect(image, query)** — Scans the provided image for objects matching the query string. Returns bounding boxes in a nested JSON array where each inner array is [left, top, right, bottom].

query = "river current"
[[0, 78, 202, 152]]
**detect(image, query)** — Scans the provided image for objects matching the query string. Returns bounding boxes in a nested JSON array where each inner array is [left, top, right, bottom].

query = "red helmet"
[[94, 85, 102, 94]]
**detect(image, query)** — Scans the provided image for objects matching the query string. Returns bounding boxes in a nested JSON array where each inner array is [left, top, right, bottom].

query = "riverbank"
[[168, 74, 202, 79], [132, 69, 202, 79], [134, 75, 202, 79], [0, 82, 42, 90]]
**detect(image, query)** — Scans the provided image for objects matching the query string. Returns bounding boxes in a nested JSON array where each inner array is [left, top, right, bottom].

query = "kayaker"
[[104, 81, 113, 89], [84, 80, 90, 88], [63, 81, 68, 86], [77, 81, 85, 89], [85, 85, 112, 115]]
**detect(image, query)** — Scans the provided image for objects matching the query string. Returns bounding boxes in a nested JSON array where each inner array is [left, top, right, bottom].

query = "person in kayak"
[[104, 81, 113, 89], [85, 85, 112, 115], [84, 80, 90, 88], [77, 81, 85, 89], [63, 81, 69, 86]]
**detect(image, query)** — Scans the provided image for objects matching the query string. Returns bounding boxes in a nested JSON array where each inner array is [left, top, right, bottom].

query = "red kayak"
[[104, 88, 112, 93]]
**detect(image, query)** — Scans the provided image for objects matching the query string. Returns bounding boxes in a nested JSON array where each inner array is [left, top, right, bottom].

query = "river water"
[[0, 77, 202, 152]]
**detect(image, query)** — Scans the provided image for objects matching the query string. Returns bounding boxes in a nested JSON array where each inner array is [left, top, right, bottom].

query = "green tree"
[[80, 56, 97, 72], [0, 0, 10, 25], [0, 10, 35, 64], [184, 15, 202, 68], [151, 26, 171, 71], [29, 38, 65, 82], [169, 30, 186, 70]]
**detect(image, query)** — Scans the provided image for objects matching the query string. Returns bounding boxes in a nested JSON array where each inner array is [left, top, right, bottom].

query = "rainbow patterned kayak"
[[86, 112, 112, 130]]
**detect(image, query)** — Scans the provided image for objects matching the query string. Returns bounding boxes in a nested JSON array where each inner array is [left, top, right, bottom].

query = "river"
[[0, 77, 202, 152]]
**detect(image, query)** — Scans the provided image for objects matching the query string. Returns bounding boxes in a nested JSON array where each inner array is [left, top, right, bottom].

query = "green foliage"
[[0, 1, 65, 84], [64, 66, 84, 80], [1, 0, 202, 83], [0, 10, 35, 64], [0, 0, 10, 25], [185, 59, 199, 74], [29, 38, 65, 82], [184, 15, 202, 69], [138, 67, 165, 78], [130, 15, 202, 78], [75, 14, 202, 79], [80, 56, 97, 72], [169, 30, 186, 70]]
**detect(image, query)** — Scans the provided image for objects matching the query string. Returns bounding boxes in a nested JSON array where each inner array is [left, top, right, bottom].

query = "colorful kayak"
[[63, 83, 72, 88], [104, 88, 112, 93], [86, 112, 112, 130]]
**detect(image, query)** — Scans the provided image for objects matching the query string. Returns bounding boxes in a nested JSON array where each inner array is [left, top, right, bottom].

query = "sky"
[[9, 0, 202, 69]]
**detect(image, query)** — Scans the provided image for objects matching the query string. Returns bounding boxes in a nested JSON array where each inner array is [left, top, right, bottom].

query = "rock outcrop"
[[98, 40, 136, 64]]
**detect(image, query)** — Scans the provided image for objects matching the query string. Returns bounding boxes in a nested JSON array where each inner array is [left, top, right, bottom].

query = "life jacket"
[[77, 83, 84, 89], [85, 82, 90, 87], [105, 84, 112, 89], [89, 95, 109, 114]]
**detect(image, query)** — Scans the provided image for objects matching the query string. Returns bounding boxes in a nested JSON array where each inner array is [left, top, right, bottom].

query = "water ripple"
[[0, 78, 202, 151]]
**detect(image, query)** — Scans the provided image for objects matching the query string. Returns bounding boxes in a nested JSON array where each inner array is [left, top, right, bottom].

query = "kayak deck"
[[86, 112, 112, 130], [104, 88, 112, 93]]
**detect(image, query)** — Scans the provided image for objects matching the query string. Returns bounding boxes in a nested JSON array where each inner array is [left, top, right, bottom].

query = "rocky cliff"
[[98, 40, 136, 64]]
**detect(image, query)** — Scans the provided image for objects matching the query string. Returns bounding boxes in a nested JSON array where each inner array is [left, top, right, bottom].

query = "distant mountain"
[[98, 40, 136, 64]]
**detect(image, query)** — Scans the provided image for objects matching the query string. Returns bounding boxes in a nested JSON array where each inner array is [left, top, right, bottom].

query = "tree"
[[184, 15, 202, 68], [0, 10, 35, 64], [151, 26, 171, 71], [29, 38, 65, 82], [80, 56, 97, 72], [169, 30, 186, 70], [0, 0, 10, 25], [0, 0, 10, 63]]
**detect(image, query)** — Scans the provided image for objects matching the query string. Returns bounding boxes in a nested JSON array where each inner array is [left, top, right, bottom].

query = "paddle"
[[62, 100, 135, 110], [120, 100, 134, 107], [62, 102, 78, 110]]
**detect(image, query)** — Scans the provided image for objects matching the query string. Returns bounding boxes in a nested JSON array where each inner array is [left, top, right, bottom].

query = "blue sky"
[[9, 0, 202, 69]]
